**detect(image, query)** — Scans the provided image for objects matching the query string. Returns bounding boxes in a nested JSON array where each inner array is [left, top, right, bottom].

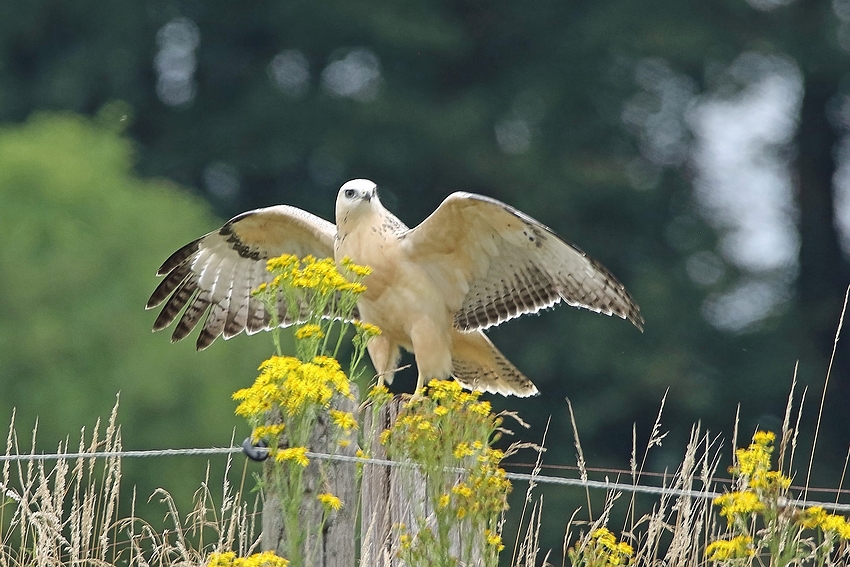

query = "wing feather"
[[197, 300, 226, 349], [156, 237, 202, 276], [172, 291, 210, 342], [246, 294, 269, 335], [148, 205, 337, 348], [222, 263, 252, 339], [147, 262, 191, 310], [401, 192, 643, 332], [153, 275, 197, 331], [197, 257, 239, 349]]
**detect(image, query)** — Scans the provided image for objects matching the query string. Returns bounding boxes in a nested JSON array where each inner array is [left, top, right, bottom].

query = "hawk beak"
[[364, 192, 372, 202]]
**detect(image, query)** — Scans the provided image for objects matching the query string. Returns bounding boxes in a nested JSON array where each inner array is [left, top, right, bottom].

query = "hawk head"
[[336, 179, 379, 225]]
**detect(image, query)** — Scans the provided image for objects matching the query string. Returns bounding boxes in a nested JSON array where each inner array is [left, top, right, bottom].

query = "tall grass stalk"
[[0, 399, 260, 567]]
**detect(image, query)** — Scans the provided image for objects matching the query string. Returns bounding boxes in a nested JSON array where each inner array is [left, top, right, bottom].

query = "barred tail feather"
[[450, 331, 539, 397]]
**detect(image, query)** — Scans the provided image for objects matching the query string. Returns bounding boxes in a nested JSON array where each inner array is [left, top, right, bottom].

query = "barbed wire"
[[0, 447, 241, 462], [3, 445, 850, 513], [502, 461, 850, 495]]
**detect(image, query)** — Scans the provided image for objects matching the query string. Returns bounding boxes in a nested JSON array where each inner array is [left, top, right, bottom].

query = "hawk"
[[147, 179, 643, 397]]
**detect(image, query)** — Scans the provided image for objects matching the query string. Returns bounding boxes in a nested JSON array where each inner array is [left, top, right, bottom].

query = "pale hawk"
[[147, 179, 643, 397]]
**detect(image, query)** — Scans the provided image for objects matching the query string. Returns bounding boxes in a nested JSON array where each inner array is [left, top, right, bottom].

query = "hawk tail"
[[450, 331, 539, 397]]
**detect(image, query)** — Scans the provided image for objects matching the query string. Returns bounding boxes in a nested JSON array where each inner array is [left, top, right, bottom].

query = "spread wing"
[[146, 205, 336, 349], [400, 192, 643, 332]]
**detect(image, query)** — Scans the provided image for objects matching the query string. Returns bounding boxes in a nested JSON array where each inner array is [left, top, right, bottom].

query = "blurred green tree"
[[0, 111, 270, 516]]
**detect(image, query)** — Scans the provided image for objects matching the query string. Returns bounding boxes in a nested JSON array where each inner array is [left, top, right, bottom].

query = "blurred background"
[[2, 0, 850, 559]]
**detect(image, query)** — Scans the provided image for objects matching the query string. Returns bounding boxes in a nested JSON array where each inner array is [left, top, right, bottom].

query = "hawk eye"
[[344, 189, 356, 199]]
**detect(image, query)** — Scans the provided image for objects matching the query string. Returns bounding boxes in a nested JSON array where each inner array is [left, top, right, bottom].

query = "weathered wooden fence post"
[[360, 396, 421, 566], [360, 396, 484, 567], [262, 392, 485, 566], [261, 388, 359, 567]]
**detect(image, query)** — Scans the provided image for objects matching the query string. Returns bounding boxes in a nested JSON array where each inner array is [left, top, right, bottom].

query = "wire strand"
[[3, 445, 850, 513]]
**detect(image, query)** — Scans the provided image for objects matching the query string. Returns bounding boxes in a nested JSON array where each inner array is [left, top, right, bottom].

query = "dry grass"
[[506, 378, 850, 566], [2, 384, 848, 566], [0, 398, 261, 567], [3, 385, 847, 567]]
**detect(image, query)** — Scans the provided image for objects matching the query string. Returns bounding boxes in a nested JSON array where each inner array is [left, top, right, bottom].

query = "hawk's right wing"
[[146, 205, 336, 349]]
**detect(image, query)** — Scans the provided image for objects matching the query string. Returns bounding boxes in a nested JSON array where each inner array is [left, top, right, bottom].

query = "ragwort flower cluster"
[[234, 355, 351, 420], [251, 254, 374, 367], [234, 254, 378, 567], [568, 527, 634, 567], [238, 253, 373, 458], [206, 550, 289, 567], [382, 379, 514, 567], [706, 430, 850, 565]]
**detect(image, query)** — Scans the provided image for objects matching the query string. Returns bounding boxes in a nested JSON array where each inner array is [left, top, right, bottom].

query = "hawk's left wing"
[[400, 192, 643, 332]]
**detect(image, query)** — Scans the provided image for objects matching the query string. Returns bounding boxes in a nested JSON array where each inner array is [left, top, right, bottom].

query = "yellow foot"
[[396, 389, 425, 406]]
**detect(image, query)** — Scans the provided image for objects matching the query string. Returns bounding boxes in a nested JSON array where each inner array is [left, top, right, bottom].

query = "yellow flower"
[[312, 355, 352, 397], [750, 470, 792, 491], [583, 528, 633, 565], [733, 431, 775, 478], [291, 256, 352, 293], [266, 254, 299, 274], [239, 355, 350, 417], [821, 514, 850, 538], [251, 423, 284, 441], [705, 535, 753, 561], [368, 383, 392, 406], [752, 430, 775, 445], [714, 490, 765, 523], [798, 506, 850, 539], [348, 263, 372, 277], [799, 506, 829, 530], [207, 551, 290, 567], [591, 527, 617, 549], [616, 541, 634, 557], [238, 551, 290, 567], [330, 409, 358, 431], [380, 373, 512, 557], [317, 492, 343, 511], [453, 442, 473, 459], [342, 256, 373, 277], [294, 324, 325, 340], [275, 446, 309, 467], [342, 282, 367, 294], [471, 401, 491, 416], [207, 551, 236, 567], [353, 320, 382, 337], [484, 529, 505, 551]]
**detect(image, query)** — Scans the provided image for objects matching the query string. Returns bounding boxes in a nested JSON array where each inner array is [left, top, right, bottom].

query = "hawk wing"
[[400, 192, 643, 332], [146, 205, 336, 349]]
